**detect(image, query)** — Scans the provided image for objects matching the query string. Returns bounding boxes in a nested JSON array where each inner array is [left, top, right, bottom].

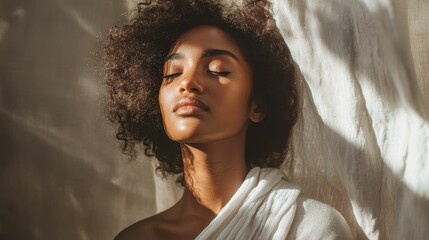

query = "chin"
[[165, 122, 205, 142], [167, 130, 201, 143]]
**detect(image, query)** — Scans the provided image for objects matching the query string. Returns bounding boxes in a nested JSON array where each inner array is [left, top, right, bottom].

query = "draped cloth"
[[195, 167, 300, 240], [270, 0, 429, 239]]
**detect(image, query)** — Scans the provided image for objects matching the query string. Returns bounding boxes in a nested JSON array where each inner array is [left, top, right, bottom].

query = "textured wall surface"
[[0, 0, 427, 239], [0, 0, 157, 239]]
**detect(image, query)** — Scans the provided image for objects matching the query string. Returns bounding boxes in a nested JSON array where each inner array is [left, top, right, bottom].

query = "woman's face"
[[159, 25, 262, 143]]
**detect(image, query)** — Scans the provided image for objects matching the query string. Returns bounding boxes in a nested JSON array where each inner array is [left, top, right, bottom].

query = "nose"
[[179, 69, 204, 94]]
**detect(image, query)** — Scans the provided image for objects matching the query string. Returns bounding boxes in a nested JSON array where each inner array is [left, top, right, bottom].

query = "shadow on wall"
[[0, 0, 157, 239]]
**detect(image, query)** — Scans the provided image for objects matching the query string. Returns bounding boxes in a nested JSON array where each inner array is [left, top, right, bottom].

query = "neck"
[[180, 133, 248, 216]]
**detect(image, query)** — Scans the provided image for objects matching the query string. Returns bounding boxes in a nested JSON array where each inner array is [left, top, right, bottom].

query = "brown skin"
[[115, 25, 264, 240]]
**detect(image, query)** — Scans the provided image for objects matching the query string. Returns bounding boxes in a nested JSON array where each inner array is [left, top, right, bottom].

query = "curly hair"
[[103, 0, 299, 180]]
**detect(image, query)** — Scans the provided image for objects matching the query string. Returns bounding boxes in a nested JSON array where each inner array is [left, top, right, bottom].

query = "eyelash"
[[163, 73, 182, 81], [162, 71, 230, 81], [208, 70, 230, 76]]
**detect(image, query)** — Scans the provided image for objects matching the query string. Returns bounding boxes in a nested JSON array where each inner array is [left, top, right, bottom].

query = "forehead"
[[168, 25, 244, 59]]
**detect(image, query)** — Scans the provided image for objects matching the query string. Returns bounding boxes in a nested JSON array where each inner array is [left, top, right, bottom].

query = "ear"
[[249, 101, 265, 123]]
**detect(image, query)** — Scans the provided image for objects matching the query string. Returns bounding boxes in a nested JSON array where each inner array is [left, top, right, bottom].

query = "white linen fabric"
[[195, 167, 300, 240], [271, 0, 429, 239], [287, 196, 354, 240]]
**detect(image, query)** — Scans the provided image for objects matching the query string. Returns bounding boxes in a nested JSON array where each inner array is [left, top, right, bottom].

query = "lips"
[[173, 97, 209, 115]]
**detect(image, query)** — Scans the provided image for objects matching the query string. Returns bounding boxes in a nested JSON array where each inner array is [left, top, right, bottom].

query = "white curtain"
[[271, 0, 429, 239]]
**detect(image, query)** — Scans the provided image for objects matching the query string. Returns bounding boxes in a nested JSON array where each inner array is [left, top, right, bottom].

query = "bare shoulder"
[[113, 201, 194, 240], [114, 216, 158, 240], [287, 195, 354, 240]]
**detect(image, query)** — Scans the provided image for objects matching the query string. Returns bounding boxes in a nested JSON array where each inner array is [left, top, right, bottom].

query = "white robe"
[[196, 167, 353, 240]]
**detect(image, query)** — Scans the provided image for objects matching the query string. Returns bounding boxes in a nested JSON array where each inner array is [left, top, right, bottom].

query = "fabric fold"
[[196, 167, 300, 240]]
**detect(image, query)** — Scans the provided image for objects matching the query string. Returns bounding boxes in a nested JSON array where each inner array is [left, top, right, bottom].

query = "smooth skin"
[[115, 25, 264, 240]]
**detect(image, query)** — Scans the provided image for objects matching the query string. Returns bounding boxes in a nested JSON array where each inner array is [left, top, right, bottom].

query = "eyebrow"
[[164, 49, 239, 62], [202, 49, 239, 61]]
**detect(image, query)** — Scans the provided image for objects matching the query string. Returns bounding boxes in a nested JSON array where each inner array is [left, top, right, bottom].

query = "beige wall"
[[0, 1, 157, 239]]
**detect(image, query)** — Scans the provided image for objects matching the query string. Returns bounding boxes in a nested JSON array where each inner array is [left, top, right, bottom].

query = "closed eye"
[[163, 73, 182, 81], [208, 70, 230, 76]]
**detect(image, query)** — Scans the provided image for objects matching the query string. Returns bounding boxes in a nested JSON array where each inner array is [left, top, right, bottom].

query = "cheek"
[[225, 76, 252, 108], [158, 87, 174, 115], [158, 87, 185, 139], [231, 65, 253, 103], [214, 83, 252, 126], [158, 91, 166, 117], [158, 89, 171, 128]]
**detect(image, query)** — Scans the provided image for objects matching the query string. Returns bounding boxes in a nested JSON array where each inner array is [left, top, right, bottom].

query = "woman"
[[104, 0, 353, 239]]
